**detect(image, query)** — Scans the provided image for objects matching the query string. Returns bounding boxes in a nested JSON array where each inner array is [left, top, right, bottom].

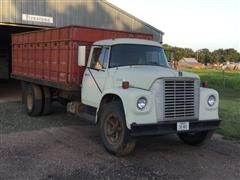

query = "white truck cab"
[[75, 38, 220, 155]]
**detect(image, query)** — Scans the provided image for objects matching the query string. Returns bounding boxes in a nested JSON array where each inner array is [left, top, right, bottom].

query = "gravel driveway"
[[0, 101, 240, 180]]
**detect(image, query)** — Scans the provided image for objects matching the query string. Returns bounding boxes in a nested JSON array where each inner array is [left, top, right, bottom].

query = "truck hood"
[[110, 66, 199, 90]]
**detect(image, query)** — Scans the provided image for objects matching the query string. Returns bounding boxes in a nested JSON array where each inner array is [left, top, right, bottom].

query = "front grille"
[[152, 78, 199, 121], [164, 79, 197, 120]]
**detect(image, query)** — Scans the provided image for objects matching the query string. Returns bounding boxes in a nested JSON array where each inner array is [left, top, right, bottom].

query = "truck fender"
[[96, 88, 155, 129], [96, 93, 125, 124]]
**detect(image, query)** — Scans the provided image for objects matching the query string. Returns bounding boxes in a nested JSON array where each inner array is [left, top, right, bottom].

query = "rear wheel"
[[100, 101, 136, 156], [21, 81, 28, 104], [24, 84, 43, 116], [42, 87, 52, 115], [178, 130, 213, 146]]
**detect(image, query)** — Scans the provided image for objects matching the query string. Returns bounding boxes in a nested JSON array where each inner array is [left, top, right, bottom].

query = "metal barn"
[[0, 0, 163, 79]]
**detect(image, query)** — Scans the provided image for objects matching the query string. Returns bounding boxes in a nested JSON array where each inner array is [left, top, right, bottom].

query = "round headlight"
[[208, 95, 216, 107], [137, 97, 147, 110]]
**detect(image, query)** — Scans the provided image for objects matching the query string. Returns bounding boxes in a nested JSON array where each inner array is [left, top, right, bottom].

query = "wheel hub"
[[105, 113, 123, 145]]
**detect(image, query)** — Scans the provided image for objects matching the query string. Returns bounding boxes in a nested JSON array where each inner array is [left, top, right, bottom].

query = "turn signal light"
[[122, 81, 129, 89], [202, 81, 208, 88]]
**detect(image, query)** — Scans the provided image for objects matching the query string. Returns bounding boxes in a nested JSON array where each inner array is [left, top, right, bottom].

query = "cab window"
[[90, 47, 109, 70]]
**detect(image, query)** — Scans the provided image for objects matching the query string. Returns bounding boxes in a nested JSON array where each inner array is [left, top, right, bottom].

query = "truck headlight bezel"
[[137, 97, 147, 110], [207, 95, 216, 107]]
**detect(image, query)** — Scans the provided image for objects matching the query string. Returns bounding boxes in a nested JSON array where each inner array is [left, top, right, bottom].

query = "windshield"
[[109, 44, 169, 68]]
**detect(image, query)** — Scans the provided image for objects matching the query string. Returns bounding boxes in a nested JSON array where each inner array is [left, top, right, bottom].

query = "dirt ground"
[[0, 99, 240, 179]]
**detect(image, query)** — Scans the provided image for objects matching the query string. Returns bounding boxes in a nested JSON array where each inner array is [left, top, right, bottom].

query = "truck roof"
[[94, 38, 162, 47]]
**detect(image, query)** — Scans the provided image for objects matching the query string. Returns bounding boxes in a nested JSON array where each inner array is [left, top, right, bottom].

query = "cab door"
[[81, 46, 110, 107]]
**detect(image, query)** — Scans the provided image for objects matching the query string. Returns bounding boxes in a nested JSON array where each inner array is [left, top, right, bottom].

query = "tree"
[[163, 44, 172, 61], [163, 44, 240, 63], [212, 49, 226, 63], [195, 49, 213, 64], [183, 48, 195, 58], [224, 48, 240, 62]]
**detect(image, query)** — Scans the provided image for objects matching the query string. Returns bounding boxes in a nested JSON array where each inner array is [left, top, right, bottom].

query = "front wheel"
[[178, 130, 214, 146], [100, 101, 136, 156]]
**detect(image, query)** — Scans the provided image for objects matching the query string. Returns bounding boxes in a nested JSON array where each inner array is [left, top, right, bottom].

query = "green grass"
[[186, 69, 240, 95], [218, 96, 240, 139], [183, 68, 240, 139]]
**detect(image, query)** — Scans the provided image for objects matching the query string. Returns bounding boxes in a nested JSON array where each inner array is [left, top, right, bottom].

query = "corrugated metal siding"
[[0, 0, 163, 42]]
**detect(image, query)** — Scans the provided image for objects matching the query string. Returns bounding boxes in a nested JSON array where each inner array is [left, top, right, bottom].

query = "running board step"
[[67, 101, 96, 124], [77, 113, 95, 124]]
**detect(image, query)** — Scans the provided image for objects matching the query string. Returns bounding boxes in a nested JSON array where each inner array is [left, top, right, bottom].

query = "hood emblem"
[[178, 71, 183, 77]]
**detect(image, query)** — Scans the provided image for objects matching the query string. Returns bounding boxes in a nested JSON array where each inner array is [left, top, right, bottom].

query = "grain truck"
[[11, 26, 220, 155]]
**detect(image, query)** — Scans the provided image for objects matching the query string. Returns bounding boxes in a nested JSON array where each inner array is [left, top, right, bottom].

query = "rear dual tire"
[[24, 84, 43, 116], [24, 83, 52, 116], [178, 130, 213, 146], [42, 87, 52, 115]]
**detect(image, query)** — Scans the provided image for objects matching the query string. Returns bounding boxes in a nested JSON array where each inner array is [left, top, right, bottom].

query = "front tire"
[[100, 101, 136, 156], [178, 130, 214, 146]]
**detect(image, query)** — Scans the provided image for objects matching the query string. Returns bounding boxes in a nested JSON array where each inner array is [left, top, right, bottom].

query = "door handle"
[[84, 73, 90, 77]]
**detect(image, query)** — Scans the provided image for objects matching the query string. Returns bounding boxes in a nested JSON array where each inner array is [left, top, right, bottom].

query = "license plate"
[[177, 122, 189, 131]]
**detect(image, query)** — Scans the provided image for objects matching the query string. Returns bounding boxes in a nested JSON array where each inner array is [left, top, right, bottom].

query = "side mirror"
[[78, 46, 86, 66]]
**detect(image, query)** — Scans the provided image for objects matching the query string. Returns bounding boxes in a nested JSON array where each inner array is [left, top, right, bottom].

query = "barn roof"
[[0, 0, 164, 42]]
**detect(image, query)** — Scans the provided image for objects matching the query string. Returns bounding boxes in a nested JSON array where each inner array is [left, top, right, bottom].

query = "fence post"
[[222, 70, 225, 89]]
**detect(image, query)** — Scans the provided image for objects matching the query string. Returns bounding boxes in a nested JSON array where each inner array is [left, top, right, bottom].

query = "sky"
[[108, 0, 240, 52]]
